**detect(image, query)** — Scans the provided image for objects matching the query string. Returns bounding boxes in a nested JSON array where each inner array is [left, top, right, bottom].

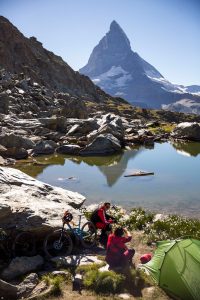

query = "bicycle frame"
[[61, 213, 88, 243], [65, 214, 83, 236]]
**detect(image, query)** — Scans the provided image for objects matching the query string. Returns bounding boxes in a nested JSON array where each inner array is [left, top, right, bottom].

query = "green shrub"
[[83, 270, 125, 294], [145, 214, 200, 243], [41, 274, 65, 296], [76, 262, 106, 274], [94, 271, 125, 294], [126, 208, 155, 230], [83, 269, 99, 290]]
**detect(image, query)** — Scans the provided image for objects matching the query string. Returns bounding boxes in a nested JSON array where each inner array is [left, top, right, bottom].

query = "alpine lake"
[[15, 141, 200, 219]]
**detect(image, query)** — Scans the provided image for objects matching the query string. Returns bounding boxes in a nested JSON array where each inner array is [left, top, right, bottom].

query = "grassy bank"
[[107, 206, 200, 243]]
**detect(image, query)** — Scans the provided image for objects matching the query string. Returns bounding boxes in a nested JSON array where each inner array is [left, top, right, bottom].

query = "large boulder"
[[0, 167, 86, 235], [32, 140, 57, 155], [3, 147, 28, 159], [171, 122, 200, 141], [67, 118, 98, 137], [56, 144, 81, 155], [97, 123, 124, 141], [17, 273, 39, 299], [80, 133, 121, 155], [0, 133, 35, 149], [1, 255, 44, 281], [97, 113, 123, 128]]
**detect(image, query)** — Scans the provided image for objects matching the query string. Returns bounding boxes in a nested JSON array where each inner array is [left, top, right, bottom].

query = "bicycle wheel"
[[80, 221, 97, 248], [13, 232, 36, 257], [44, 229, 73, 258]]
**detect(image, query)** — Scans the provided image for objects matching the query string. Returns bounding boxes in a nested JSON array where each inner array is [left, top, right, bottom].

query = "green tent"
[[140, 238, 200, 300]]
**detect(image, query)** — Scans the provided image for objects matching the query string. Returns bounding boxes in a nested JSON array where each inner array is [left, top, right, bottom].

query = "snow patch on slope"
[[92, 66, 132, 96]]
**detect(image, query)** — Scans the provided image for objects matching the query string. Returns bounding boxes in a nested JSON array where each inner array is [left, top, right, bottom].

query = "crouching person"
[[106, 227, 135, 270]]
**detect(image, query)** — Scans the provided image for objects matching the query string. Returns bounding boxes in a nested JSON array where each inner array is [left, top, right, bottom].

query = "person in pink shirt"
[[106, 227, 135, 269]]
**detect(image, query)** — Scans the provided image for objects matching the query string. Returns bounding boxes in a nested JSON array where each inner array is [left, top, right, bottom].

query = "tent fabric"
[[140, 238, 200, 300]]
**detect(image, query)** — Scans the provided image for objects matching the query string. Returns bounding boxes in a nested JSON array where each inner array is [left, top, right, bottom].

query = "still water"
[[17, 141, 200, 219]]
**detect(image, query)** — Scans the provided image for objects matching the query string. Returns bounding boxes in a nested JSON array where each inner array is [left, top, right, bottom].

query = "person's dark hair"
[[104, 202, 111, 206], [114, 227, 124, 237]]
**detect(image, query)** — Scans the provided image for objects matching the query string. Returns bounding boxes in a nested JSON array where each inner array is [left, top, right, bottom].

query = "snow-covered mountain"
[[80, 21, 200, 110], [162, 99, 200, 115]]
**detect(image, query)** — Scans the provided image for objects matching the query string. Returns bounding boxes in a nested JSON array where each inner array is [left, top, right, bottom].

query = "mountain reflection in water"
[[171, 141, 200, 157], [16, 148, 143, 186], [15, 142, 200, 218]]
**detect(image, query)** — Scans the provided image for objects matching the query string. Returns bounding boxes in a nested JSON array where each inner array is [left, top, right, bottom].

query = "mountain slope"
[[80, 21, 200, 109], [0, 16, 103, 101]]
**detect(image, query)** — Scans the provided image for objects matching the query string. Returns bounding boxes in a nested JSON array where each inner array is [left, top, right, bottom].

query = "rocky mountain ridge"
[[80, 21, 200, 111], [0, 16, 111, 102]]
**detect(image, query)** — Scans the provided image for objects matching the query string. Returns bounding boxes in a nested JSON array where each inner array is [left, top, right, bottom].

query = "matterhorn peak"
[[79, 21, 132, 77], [107, 20, 131, 51], [110, 20, 121, 30]]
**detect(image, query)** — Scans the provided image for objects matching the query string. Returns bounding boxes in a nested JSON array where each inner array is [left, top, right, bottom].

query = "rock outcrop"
[[80, 133, 121, 156], [1, 256, 44, 281], [0, 167, 86, 235], [171, 122, 200, 141]]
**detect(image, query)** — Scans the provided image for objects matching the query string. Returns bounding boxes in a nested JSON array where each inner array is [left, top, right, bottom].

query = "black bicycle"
[[0, 225, 36, 261], [43, 208, 97, 258]]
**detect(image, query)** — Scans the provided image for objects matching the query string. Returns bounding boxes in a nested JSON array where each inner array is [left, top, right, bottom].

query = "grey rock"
[[1, 255, 44, 280], [0, 133, 35, 149], [97, 123, 124, 141], [0, 167, 86, 234], [56, 144, 81, 155], [67, 118, 98, 136], [4, 147, 28, 159], [51, 270, 70, 277], [33, 140, 57, 155], [18, 273, 39, 298], [80, 133, 121, 155], [171, 122, 200, 141], [51, 255, 102, 268]]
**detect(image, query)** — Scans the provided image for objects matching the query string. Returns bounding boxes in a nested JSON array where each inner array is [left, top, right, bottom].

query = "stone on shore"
[[171, 122, 200, 141], [80, 133, 121, 155], [1, 255, 44, 281], [56, 144, 81, 154], [51, 255, 102, 268], [0, 167, 86, 235]]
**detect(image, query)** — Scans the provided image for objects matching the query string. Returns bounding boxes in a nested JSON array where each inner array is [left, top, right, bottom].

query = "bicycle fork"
[[58, 223, 65, 244]]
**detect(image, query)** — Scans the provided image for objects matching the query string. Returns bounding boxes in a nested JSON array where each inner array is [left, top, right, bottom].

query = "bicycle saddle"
[[62, 211, 73, 223]]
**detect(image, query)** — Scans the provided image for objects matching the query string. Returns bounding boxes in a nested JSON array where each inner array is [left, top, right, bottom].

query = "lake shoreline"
[[13, 141, 200, 220]]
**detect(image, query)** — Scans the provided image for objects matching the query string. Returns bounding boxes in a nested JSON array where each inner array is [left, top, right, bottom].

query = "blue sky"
[[1, 0, 200, 86]]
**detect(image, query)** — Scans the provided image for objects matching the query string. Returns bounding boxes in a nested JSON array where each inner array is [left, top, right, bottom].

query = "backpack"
[[90, 208, 101, 224]]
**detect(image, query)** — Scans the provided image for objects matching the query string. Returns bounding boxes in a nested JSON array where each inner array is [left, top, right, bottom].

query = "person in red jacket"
[[106, 227, 135, 269], [90, 202, 115, 246]]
